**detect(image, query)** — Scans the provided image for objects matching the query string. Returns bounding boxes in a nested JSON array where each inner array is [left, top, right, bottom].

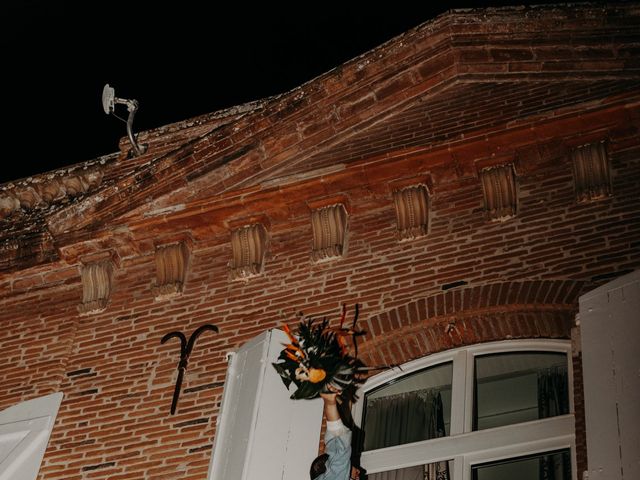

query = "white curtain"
[[365, 390, 449, 480]]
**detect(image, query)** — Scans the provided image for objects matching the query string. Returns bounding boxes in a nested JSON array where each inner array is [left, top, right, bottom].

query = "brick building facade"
[[1, 4, 639, 480]]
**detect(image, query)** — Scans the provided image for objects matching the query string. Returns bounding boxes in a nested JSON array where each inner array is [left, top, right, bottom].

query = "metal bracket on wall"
[[161, 324, 219, 415]]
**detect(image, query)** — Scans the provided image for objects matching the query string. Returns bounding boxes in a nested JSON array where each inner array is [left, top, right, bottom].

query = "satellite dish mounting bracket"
[[102, 84, 146, 156]]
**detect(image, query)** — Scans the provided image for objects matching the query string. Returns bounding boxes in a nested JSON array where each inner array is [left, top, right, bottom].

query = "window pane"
[[363, 362, 452, 450], [474, 352, 568, 430], [472, 449, 571, 480], [368, 460, 452, 480]]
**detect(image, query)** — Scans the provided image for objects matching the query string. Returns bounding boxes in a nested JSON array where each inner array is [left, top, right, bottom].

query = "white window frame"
[[354, 340, 576, 480]]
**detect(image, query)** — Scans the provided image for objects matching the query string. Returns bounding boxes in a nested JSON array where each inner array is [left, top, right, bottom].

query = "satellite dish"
[[101, 83, 146, 156], [102, 84, 115, 115]]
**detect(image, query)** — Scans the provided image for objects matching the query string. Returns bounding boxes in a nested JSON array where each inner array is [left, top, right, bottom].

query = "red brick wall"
[[301, 80, 640, 172], [2, 5, 640, 473], [0, 122, 637, 478]]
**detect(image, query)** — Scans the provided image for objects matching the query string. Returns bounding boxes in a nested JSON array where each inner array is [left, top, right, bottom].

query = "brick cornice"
[[120, 97, 638, 238], [43, 4, 640, 236], [0, 167, 105, 220], [2, 93, 635, 276], [2, 4, 638, 273]]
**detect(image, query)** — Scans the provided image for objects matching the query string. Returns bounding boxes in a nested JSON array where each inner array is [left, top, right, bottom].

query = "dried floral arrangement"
[[272, 304, 367, 401]]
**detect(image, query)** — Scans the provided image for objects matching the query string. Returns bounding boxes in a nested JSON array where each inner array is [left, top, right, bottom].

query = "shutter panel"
[[0, 392, 63, 480], [579, 270, 640, 480], [207, 329, 323, 480]]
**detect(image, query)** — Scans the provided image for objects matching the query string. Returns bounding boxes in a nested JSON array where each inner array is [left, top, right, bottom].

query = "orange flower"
[[308, 368, 326, 383]]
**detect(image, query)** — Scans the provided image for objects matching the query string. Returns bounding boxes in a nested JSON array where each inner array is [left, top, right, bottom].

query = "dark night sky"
[[1, 1, 540, 184]]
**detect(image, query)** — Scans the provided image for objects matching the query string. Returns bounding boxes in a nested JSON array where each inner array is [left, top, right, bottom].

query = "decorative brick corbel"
[[78, 257, 114, 314], [229, 224, 268, 281], [571, 140, 611, 202], [393, 184, 430, 240], [479, 163, 518, 221], [152, 241, 190, 299], [310, 203, 348, 262]]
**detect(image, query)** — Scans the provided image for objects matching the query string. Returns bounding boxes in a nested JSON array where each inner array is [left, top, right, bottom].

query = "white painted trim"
[[356, 340, 575, 478], [353, 348, 460, 427], [362, 349, 459, 392], [450, 349, 467, 436], [207, 329, 323, 480], [0, 392, 63, 480], [579, 269, 640, 480], [241, 333, 272, 480], [361, 339, 570, 394], [463, 433, 577, 480], [579, 268, 640, 302], [362, 415, 574, 474], [452, 456, 464, 480], [464, 348, 474, 434], [207, 352, 236, 479]]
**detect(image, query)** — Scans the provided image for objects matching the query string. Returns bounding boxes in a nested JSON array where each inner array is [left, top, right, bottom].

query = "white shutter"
[[207, 329, 323, 480], [0, 392, 63, 480], [580, 270, 640, 480]]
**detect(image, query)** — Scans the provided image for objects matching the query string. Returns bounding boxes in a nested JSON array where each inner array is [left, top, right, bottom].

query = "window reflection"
[[363, 362, 452, 450], [473, 352, 569, 430], [368, 460, 452, 480], [472, 449, 571, 480]]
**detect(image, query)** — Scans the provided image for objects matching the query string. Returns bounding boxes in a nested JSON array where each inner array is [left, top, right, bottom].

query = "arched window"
[[354, 340, 575, 480]]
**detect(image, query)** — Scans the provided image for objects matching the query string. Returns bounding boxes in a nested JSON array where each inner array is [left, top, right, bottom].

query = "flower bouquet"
[[272, 305, 366, 400]]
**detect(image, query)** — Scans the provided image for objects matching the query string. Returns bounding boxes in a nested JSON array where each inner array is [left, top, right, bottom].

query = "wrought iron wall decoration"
[[161, 324, 219, 415]]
